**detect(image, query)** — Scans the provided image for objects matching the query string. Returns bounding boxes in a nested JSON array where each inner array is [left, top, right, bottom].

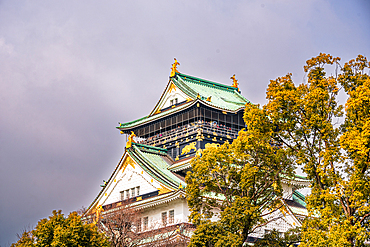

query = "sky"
[[0, 0, 369, 245]]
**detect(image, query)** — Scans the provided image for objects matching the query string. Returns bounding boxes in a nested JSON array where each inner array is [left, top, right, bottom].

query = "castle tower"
[[118, 70, 248, 160], [84, 60, 310, 244]]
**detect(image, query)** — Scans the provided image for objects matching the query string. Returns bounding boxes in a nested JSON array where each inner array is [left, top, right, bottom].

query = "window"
[[124, 186, 140, 199], [143, 217, 149, 231], [161, 212, 167, 226], [136, 218, 141, 233], [170, 98, 178, 106], [169, 210, 174, 224]]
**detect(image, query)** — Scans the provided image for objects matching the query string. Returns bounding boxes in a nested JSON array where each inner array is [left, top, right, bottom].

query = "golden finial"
[[206, 96, 212, 102], [230, 74, 238, 88], [170, 58, 180, 77], [126, 131, 136, 149], [197, 93, 201, 99]]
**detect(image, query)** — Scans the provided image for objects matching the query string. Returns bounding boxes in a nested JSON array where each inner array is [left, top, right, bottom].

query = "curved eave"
[[117, 101, 196, 130], [168, 159, 192, 172], [282, 200, 304, 226], [282, 176, 311, 188], [130, 189, 186, 210]]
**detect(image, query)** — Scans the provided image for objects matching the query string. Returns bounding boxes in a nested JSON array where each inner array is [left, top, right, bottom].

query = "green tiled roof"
[[128, 143, 185, 189], [172, 73, 250, 111], [117, 72, 250, 130], [293, 190, 306, 207], [134, 143, 168, 156]]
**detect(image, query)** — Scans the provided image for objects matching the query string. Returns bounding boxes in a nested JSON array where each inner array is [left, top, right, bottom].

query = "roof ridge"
[[133, 142, 167, 152], [173, 76, 198, 99], [177, 72, 237, 91]]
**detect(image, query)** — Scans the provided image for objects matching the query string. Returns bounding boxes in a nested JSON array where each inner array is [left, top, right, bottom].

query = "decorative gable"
[[156, 82, 189, 112], [90, 153, 172, 210]]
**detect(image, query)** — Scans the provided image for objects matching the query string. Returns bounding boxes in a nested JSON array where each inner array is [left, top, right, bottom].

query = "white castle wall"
[[140, 198, 190, 230], [100, 161, 163, 207]]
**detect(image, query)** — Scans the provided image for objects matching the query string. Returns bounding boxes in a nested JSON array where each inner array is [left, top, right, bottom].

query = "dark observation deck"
[[121, 103, 246, 161], [138, 121, 240, 146]]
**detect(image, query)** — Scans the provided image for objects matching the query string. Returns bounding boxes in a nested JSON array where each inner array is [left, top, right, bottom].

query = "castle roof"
[[117, 72, 250, 130], [169, 73, 249, 112], [128, 143, 184, 189]]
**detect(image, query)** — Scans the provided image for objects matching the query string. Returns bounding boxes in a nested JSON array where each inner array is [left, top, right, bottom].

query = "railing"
[[138, 122, 240, 146]]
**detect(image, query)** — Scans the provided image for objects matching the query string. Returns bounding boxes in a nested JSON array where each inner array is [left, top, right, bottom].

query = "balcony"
[[138, 121, 240, 147]]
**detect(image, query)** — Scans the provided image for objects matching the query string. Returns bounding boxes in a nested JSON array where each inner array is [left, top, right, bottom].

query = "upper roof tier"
[[118, 72, 250, 130]]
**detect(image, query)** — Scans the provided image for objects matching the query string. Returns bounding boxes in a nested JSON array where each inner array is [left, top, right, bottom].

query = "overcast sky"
[[0, 0, 369, 245]]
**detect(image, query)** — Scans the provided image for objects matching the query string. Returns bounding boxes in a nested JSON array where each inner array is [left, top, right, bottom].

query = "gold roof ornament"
[[170, 58, 180, 77], [126, 131, 136, 149], [169, 82, 177, 93], [158, 184, 172, 195], [206, 96, 212, 102], [93, 205, 104, 224], [230, 74, 238, 88]]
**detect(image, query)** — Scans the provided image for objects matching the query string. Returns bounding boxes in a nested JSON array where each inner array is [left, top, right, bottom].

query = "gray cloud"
[[0, 0, 369, 245]]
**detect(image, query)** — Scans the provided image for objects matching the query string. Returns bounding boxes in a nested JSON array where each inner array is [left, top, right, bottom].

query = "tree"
[[96, 207, 142, 247], [260, 53, 370, 246], [186, 53, 370, 246], [86, 202, 191, 247], [11, 210, 109, 247], [185, 109, 295, 246], [253, 227, 301, 247]]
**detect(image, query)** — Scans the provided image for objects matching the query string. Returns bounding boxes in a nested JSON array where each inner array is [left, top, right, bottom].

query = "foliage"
[[260, 53, 370, 246], [186, 53, 370, 246], [11, 210, 109, 247], [185, 107, 295, 246], [187, 222, 236, 247], [253, 227, 301, 247]]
